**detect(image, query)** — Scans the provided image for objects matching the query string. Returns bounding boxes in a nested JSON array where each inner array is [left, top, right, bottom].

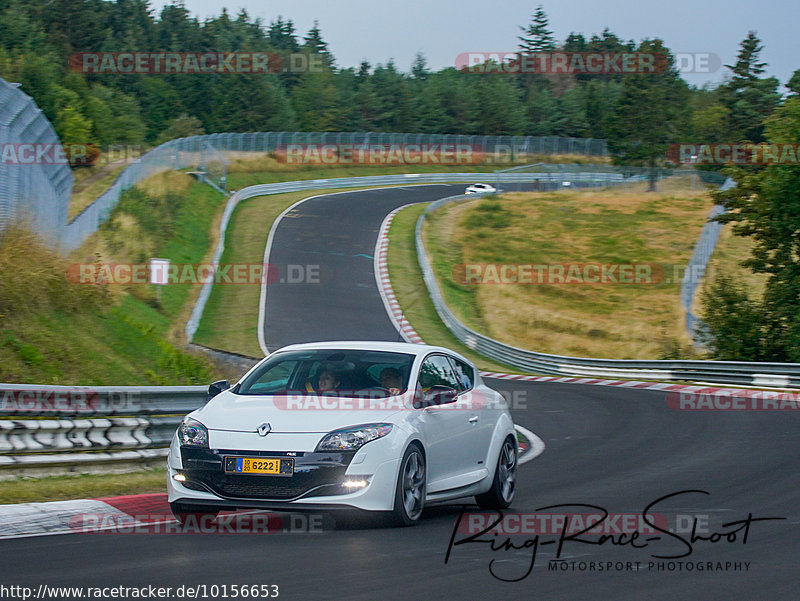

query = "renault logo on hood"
[[257, 423, 272, 436]]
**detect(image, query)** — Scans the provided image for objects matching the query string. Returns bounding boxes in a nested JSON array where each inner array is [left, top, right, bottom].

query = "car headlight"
[[316, 423, 393, 452], [178, 417, 208, 447]]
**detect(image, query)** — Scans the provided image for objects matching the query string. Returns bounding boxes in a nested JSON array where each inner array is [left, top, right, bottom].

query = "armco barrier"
[[0, 385, 206, 471], [414, 193, 800, 388]]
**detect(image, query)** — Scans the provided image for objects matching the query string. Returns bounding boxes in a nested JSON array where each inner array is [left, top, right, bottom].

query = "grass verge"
[[0, 468, 166, 504], [421, 180, 716, 359], [1, 171, 231, 384]]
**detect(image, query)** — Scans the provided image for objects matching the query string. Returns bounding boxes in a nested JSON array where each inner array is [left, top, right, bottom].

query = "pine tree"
[[302, 20, 334, 68], [357, 60, 371, 81], [518, 6, 556, 54], [411, 52, 429, 80], [726, 31, 767, 85], [563, 33, 586, 52], [720, 32, 780, 142], [268, 16, 298, 51], [788, 69, 800, 95]]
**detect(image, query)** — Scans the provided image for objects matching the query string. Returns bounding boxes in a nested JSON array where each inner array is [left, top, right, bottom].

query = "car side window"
[[449, 357, 474, 391], [417, 355, 461, 391], [247, 361, 299, 392]]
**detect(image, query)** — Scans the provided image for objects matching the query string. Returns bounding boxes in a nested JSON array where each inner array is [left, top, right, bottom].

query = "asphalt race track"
[[263, 184, 461, 350], [1, 185, 797, 600]]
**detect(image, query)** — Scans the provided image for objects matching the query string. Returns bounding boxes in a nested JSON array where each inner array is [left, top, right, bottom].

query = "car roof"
[[270, 340, 471, 362]]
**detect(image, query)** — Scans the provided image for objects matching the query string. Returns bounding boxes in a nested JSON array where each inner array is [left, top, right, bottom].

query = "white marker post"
[[149, 258, 170, 304]]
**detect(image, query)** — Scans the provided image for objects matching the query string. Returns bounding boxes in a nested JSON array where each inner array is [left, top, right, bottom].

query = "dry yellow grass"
[[136, 169, 193, 197], [433, 180, 715, 359]]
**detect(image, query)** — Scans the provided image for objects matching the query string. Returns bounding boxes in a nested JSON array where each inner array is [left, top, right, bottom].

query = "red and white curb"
[[374, 205, 424, 344], [0, 493, 275, 539], [478, 372, 789, 399], [515, 425, 545, 465], [0, 493, 173, 539]]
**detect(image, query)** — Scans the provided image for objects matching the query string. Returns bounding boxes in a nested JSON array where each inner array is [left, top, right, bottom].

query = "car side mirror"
[[208, 380, 230, 399], [422, 385, 458, 407]]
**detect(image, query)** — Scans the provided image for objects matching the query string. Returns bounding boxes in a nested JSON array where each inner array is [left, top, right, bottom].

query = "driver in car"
[[379, 367, 403, 396]]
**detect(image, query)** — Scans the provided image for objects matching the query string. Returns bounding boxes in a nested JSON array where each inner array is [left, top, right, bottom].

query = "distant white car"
[[464, 183, 498, 195], [167, 341, 518, 526]]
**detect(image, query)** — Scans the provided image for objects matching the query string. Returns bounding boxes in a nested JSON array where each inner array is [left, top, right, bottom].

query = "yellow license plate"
[[224, 456, 293, 476]]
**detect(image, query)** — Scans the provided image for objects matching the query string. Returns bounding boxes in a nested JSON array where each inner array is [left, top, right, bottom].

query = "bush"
[[699, 274, 767, 360]]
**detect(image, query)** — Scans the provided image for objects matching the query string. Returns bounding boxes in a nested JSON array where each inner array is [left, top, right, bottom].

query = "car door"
[[447, 355, 496, 469], [414, 354, 478, 492]]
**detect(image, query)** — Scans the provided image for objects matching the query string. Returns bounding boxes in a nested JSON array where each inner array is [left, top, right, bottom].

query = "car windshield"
[[237, 349, 415, 397]]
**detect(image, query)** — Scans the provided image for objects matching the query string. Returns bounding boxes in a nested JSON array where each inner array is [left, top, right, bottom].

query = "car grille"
[[192, 472, 340, 500], [180, 448, 353, 501]]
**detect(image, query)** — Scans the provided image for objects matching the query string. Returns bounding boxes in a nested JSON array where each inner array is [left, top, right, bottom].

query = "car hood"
[[191, 390, 407, 433]]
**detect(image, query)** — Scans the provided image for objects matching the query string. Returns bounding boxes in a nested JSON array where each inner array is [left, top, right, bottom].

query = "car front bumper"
[[167, 443, 401, 512]]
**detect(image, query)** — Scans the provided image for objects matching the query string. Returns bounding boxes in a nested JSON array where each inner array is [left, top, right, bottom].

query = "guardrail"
[[415, 193, 800, 388], [0, 385, 206, 471]]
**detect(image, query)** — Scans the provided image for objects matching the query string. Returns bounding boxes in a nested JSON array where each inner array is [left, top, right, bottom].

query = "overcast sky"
[[150, 0, 798, 88]]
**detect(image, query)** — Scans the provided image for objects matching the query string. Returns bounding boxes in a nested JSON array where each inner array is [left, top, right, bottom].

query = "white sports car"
[[167, 341, 517, 526], [464, 183, 499, 194]]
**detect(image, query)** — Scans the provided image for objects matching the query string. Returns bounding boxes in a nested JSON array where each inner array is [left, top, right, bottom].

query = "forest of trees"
[[0, 0, 795, 163]]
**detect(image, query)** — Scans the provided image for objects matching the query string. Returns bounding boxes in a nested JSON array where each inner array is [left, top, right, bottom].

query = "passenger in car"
[[305, 368, 340, 393], [317, 369, 340, 392]]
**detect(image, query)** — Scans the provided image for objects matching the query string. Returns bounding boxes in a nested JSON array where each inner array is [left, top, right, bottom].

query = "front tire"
[[386, 444, 426, 527], [475, 437, 516, 509]]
